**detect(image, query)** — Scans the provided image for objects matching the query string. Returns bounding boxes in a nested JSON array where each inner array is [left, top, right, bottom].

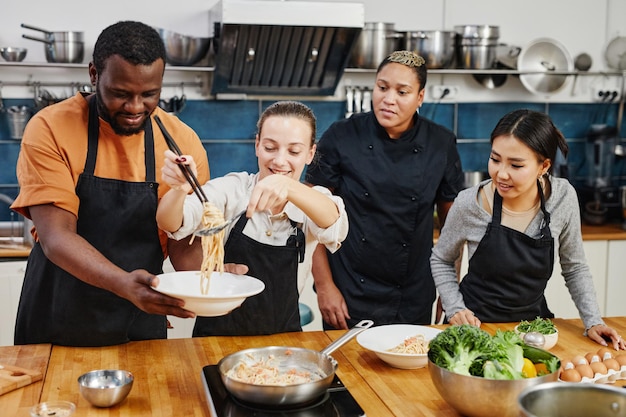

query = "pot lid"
[[605, 36, 626, 70], [517, 38, 573, 95]]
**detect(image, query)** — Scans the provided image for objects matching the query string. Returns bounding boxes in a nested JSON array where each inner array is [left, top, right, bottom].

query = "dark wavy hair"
[[490, 109, 569, 174], [92, 21, 166, 73]]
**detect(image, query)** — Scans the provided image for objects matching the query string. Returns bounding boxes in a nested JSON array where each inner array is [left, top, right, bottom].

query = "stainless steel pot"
[[454, 25, 500, 69], [349, 22, 403, 69], [402, 30, 456, 69], [21, 23, 84, 64], [217, 320, 373, 406]]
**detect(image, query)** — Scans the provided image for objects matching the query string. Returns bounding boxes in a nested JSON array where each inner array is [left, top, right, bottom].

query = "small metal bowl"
[[1, 47, 28, 62], [78, 369, 134, 408]]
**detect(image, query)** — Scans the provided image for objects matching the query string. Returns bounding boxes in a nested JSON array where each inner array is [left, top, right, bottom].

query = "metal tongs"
[[154, 115, 242, 237]]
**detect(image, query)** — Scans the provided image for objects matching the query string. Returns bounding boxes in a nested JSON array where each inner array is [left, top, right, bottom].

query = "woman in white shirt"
[[156, 101, 348, 336]]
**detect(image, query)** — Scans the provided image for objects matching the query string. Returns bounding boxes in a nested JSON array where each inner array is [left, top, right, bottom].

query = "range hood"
[[208, 0, 364, 96]]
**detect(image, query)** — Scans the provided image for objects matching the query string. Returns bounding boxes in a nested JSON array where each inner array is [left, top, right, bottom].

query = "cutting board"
[[0, 363, 43, 396]]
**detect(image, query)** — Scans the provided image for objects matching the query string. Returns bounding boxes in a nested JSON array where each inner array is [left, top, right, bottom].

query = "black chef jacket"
[[306, 111, 464, 326]]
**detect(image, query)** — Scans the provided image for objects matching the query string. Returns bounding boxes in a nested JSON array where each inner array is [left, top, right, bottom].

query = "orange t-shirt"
[[12, 92, 209, 255]]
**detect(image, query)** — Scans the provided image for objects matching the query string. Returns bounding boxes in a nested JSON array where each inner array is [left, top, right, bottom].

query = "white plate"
[[155, 271, 265, 317], [356, 324, 442, 369]]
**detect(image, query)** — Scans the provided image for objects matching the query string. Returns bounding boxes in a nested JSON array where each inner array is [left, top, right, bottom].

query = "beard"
[[95, 84, 148, 136]]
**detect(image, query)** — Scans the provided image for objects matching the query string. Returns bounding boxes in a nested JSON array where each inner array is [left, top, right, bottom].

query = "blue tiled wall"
[[1, 98, 625, 221]]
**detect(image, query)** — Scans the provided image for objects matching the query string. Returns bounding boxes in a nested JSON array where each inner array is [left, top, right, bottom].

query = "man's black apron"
[[193, 215, 304, 336], [459, 181, 555, 322], [14, 97, 166, 346]]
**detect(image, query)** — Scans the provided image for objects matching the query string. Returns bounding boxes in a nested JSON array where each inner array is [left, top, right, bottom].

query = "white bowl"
[[514, 324, 559, 350], [356, 324, 442, 369], [155, 271, 265, 317]]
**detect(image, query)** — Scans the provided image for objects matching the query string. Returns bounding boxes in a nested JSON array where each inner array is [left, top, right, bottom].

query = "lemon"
[[522, 358, 537, 378]]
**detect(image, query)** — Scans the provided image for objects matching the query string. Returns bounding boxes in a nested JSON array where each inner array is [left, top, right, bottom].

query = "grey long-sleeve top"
[[430, 176, 604, 331]]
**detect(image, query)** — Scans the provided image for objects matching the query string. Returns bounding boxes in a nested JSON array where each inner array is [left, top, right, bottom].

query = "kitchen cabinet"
[[544, 240, 607, 319], [606, 240, 626, 316], [0, 260, 26, 347]]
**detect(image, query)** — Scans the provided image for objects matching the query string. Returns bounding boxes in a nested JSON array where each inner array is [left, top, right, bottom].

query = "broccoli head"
[[427, 324, 496, 376]]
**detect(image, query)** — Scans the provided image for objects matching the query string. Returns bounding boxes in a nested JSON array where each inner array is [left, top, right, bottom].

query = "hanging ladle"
[[571, 53, 592, 96]]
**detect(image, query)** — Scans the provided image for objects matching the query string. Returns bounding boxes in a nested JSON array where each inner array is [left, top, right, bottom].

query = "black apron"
[[459, 181, 555, 323], [14, 97, 166, 347], [193, 214, 304, 336]]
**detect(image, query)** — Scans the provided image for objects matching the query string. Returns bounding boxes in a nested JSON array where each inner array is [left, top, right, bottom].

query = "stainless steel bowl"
[[428, 357, 560, 417], [518, 382, 626, 417], [78, 369, 134, 408], [1, 47, 28, 62], [156, 28, 211, 66]]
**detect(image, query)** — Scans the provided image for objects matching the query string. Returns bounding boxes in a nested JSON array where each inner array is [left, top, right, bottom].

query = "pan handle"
[[21, 23, 53, 36], [320, 319, 374, 357], [22, 34, 53, 45]]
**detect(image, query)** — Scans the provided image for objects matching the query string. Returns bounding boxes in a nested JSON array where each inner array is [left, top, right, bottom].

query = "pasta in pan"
[[386, 334, 428, 354]]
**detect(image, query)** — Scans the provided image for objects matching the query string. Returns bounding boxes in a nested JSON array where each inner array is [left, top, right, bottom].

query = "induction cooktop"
[[202, 365, 366, 417]]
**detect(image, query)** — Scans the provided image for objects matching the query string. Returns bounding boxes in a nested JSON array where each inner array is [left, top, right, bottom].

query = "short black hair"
[[92, 21, 166, 73]]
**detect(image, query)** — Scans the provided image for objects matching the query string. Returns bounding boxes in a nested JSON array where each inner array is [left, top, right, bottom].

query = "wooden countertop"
[[2, 317, 625, 417]]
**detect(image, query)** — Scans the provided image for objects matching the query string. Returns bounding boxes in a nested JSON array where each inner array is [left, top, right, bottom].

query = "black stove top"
[[202, 365, 366, 417]]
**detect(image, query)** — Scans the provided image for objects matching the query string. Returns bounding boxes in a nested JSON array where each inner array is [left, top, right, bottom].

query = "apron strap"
[[86, 96, 156, 181]]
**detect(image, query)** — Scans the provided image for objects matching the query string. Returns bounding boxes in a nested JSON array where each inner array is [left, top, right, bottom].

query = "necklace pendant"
[[265, 230, 272, 237]]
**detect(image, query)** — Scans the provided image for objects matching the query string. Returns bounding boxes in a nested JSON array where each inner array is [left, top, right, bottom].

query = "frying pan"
[[217, 319, 373, 406]]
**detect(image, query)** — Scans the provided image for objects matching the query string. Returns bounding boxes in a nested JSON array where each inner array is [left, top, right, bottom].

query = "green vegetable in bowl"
[[427, 324, 559, 380], [517, 317, 557, 335]]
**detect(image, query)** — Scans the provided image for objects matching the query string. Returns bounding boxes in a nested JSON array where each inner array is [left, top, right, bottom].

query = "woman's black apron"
[[193, 214, 304, 336], [14, 98, 166, 346], [459, 181, 555, 322]]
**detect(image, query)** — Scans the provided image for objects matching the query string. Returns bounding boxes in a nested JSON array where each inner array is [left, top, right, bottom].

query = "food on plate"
[[427, 324, 559, 380], [225, 355, 323, 385], [517, 317, 557, 335], [386, 334, 428, 354], [197, 202, 226, 294]]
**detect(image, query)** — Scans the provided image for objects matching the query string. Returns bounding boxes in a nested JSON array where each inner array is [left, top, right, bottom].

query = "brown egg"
[[571, 355, 588, 365], [585, 352, 600, 363], [589, 360, 608, 375], [597, 347, 614, 360], [574, 363, 594, 379], [615, 354, 626, 367], [560, 368, 582, 382], [603, 358, 621, 371]]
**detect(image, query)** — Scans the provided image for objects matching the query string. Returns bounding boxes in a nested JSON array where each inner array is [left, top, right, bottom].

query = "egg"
[[571, 355, 588, 365], [603, 358, 621, 371], [574, 363, 594, 379], [585, 352, 600, 363], [560, 368, 582, 382], [597, 347, 614, 360], [615, 354, 626, 367], [589, 360, 608, 375]]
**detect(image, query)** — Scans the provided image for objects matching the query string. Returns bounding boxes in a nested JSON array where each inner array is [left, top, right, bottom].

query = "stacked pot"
[[454, 25, 500, 69]]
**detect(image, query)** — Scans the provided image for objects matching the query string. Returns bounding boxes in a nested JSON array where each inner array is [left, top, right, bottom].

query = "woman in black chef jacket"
[[431, 109, 625, 350], [157, 101, 349, 336]]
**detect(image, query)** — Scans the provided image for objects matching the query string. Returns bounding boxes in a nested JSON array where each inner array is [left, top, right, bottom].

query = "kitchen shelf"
[[0, 61, 215, 72], [345, 67, 626, 76], [3, 61, 623, 76]]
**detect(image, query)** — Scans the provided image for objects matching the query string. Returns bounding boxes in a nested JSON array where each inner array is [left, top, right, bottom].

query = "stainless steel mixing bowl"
[[518, 382, 626, 417], [78, 369, 134, 408], [428, 357, 560, 417]]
